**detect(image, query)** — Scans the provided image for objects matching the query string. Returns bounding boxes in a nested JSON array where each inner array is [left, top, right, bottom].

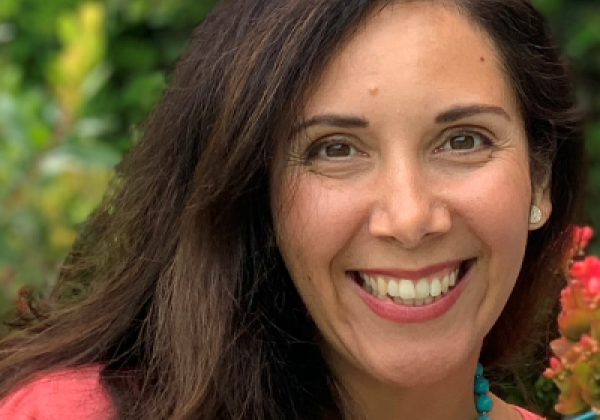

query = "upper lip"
[[356, 259, 465, 280]]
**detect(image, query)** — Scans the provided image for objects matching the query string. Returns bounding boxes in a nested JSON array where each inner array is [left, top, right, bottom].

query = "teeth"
[[441, 274, 450, 293], [394, 297, 414, 306], [387, 279, 400, 297], [399, 279, 416, 300], [359, 265, 462, 305], [377, 277, 387, 296], [369, 276, 377, 292], [415, 279, 430, 299], [430, 278, 441, 297]]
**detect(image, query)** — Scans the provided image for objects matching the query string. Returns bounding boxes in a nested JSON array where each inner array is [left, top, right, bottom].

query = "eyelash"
[[434, 129, 495, 154], [302, 128, 495, 162], [304, 136, 359, 161]]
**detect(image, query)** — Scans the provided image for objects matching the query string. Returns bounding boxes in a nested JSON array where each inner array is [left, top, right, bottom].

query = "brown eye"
[[450, 135, 477, 149], [320, 143, 356, 158], [307, 139, 359, 160], [437, 131, 491, 153]]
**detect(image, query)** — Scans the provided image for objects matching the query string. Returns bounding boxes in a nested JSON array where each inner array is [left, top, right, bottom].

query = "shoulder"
[[0, 365, 115, 420], [511, 405, 546, 420]]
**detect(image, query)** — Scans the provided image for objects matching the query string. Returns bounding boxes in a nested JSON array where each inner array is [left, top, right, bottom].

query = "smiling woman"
[[273, 5, 552, 417], [0, 1, 586, 420]]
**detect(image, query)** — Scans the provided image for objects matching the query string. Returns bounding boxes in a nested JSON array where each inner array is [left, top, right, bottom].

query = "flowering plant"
[[544, 226, 600, 418]]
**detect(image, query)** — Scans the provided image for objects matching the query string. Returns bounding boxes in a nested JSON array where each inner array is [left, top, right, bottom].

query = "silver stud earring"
[[530, 205, 542, 224]]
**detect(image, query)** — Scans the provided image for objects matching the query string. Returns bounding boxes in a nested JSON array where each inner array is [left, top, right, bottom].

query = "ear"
[[529, 176, 552, 231]]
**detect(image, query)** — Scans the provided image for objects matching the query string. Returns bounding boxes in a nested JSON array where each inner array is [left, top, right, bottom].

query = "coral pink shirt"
[[0, 366, 544, 420], [0, 366, 115, 420], [512, 405, 545, 420]]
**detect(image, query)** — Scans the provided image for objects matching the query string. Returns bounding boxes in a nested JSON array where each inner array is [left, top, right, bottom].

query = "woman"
[[0, 0, 585, 419]]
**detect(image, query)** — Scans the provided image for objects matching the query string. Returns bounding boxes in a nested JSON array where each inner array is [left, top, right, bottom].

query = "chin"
[[327, 332, 480, 390]]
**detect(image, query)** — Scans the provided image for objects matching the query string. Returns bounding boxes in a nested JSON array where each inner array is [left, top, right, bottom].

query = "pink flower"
[[550, 356, 562, 370], [547, 225, 600, 415], [588, 277, 600, 295], [571, 226, 594, 257]]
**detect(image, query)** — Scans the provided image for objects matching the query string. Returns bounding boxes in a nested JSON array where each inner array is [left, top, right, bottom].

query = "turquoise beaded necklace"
[[474, 363, 493, 420]]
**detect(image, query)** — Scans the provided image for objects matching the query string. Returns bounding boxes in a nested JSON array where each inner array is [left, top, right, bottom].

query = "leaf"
[[41, 142, 121, 171]]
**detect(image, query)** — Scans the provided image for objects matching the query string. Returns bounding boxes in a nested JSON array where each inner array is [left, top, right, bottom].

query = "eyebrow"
[[291, 114, 369, 136], [292, 104, 510, 135], [434, 104, 511, 124]]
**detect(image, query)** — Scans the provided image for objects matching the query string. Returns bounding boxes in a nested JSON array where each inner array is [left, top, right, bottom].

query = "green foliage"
[[0, 0, 217, 313], [494, 370, 561, 419], [534, 0, 600, 255]]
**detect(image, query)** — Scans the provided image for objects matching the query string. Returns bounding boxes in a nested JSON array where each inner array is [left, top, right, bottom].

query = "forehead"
[[303, 2, 518, 121]]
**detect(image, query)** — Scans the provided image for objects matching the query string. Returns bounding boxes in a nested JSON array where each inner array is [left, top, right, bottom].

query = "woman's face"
[[272, 2, 550, 388]]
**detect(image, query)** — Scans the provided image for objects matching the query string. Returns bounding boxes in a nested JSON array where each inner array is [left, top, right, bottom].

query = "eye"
[[436, 130, 492, 153], [307, 138, 360, 160]]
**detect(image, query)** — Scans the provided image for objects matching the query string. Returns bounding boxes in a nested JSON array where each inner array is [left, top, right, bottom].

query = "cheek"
[[274, 174, 363, 267], [272, 172, 369, 313], [453, 157, 532, 278], [449, 152, 531, 225]]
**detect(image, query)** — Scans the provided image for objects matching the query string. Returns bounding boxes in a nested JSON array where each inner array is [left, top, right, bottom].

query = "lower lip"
[[352, 264, 472, 324]]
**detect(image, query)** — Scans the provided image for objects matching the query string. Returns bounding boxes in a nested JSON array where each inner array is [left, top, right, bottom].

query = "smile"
[[353, 259, 475, 307], [350, 259, 476, 323], [358, 267, 458, 305]]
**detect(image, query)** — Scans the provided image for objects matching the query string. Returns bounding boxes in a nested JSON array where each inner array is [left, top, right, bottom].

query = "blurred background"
[[0, 0, 598, 416], [0, 0, 216, 310]]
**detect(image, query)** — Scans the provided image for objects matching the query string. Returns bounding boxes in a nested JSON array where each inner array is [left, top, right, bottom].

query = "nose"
[[368, 162, 452, 248]]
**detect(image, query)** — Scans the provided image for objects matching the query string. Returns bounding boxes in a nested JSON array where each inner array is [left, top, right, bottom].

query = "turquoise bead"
[[474, 362, 492, 418], [476, 394, 493, 413], [476, 363, 484, 376], [474, 376, 490, 394]]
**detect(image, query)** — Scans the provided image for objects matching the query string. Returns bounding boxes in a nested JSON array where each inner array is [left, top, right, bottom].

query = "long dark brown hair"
[[0, 0, 586, 419]]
